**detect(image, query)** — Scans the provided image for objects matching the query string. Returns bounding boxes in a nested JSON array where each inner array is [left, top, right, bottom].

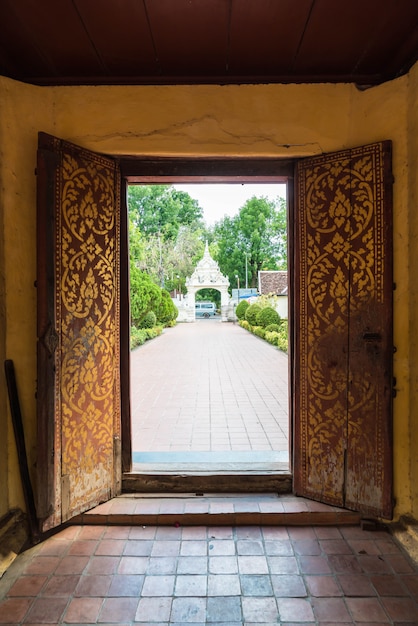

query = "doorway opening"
[[128, 181, 290, 480]]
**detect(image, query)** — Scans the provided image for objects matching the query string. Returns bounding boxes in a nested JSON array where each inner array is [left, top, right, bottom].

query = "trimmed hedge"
[[130, 325, 163, 349], [245, 303, 262, 326], [236, 299, 250, 320], [140, 310, 157, 329], [257, 306, 280, 328]]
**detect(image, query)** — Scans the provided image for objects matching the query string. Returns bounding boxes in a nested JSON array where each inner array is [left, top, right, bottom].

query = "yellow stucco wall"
[[0, 67, 415, 521]]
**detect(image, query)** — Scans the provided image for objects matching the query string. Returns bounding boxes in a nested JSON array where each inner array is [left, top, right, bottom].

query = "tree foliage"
[[213, 195, 287, 288]]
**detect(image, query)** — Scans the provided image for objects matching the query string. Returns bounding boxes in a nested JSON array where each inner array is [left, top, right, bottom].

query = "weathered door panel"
[[293, 141, 393, 519], [37, 132, 121, 530]]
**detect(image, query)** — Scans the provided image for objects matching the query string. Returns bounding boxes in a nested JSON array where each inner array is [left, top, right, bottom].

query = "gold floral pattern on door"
[[294, 142, 393, 517], [56, 149, 120, 517]]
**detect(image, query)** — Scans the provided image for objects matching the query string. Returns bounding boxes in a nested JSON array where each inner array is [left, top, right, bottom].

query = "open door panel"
[[293, 141, 393, 519], [36, 132, 121, 531]]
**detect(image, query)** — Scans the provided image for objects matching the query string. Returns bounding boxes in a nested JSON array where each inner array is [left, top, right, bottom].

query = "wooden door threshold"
[[122, 470, 292, 494]]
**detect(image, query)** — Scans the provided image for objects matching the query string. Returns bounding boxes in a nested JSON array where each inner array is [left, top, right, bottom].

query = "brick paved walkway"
[[130, 320, 289, 466]]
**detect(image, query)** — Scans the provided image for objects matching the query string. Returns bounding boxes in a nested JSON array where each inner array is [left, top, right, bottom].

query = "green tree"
[[128, 184, 204, 241], [130, 263, 162, 327], [213, 195, 287, 288]]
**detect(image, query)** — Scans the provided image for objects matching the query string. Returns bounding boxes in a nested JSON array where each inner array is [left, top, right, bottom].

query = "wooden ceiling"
[[1, 0, 418, 87]]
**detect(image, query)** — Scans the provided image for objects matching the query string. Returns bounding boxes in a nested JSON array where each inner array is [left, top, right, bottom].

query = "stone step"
[[70, 494, 362, 527]]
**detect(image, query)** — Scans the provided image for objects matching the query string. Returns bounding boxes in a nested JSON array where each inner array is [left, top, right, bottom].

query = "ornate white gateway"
[[184, 242, 230, 321]]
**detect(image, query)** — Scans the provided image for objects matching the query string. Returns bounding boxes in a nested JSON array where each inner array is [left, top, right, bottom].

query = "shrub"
[[257, 306, 280, 328], [140, 311, 157, 329], [156, 289, 178, 326], [245, 303, 262, 326], [239, 319, 250, 331], [236, 299, 250, 320], [130, 327, 148, 349], [253, 326, 266, 339], [265, 323, 281, 333]]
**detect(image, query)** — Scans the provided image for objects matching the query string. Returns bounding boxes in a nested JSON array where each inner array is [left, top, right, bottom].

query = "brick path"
[[130, 320, 289, 459]]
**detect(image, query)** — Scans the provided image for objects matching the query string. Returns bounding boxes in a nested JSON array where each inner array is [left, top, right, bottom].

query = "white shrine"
[[175, 242, 231, 322]]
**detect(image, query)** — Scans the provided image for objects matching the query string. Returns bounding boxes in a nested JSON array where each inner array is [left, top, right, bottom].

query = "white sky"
[[174, 183, 286, 226]]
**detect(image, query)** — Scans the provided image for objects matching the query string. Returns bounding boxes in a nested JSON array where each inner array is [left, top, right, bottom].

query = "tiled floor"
[[130, 321, 289, 463], [1, 520, 418, 624]]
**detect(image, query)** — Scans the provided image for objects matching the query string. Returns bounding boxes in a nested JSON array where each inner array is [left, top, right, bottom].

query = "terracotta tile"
[[298, 556, 332, 574], [23, 597, 68, 623], [314, 527, 342, 539], [240, 574, 273, 596], [209, 556, 238, 574], [135, 596, 172, 622], [371, 574, 409, 596], [349, 539, 381, 555], [122, 540, 153, 556], [207, 595, 241, 622], [271, 575, 306, 597], [236, 540, 264, 555], [74, 574, 112, 596], [117, 556, 149, 575], [264, 540, 293, 556], [208, 540, 235, 556], [357, 555, 392, 574], [174, 575, 207, 596], [68, 540, 98, 556], [0, 597, 33, 623], [337, 573, 377, 596], [98, 597, 139, 622], [305, 575, 342, 597], [238, 555, 269, 574], [95, 539, 126, 556], [288, 527, 317, 539], [384, 554, 415, 574], [151, 540, 180, 557], [37, 540, 68, 556], [170, 596, 206, 623], [23, 557, 60, 576], [380, 596, 418, 621], [311, 597, 352, 622], [207, 574, 241, 596], [293, 540, 321, 555], [208, 526, 234, 539], [141, 575, 175, 596], [242, 596, 279, 622], [86, 556, 120, 575], [108, 574, 144, 596], [327, 554, 362, 574], [104, 526, 131, 539], [181, 526, 207, 540], [277, 597, 315, 621], [177, 556, 207, 574], [128, 525, 156, 540], [401, 574, 418, 598], [237, 527, 263, 540], [180, 540, 207, 556], [268, 556, 299, 574], [78, 525, 105, 540], [41, 574, 80, 596], [64, 596, 104, 623], [54, 555, 89, 575], [7, 576, 47, 596], [319, 539, 353, 555], [147, 556, 178, 575], [345, 597, 390, 622]]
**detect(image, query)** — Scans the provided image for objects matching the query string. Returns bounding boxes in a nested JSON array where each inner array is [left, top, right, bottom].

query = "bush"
[[265, 323, 281, 333], [253, 326, 266, 339], [245, 303, 262, 326], [257, 306, 280, 328], [236, 299, 250, 320], [156, 289, 178, 326], [140, 311, 157, 328], [239, 319, 250, 331]]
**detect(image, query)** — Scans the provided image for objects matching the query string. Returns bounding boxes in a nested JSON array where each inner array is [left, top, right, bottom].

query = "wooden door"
[[36, 132, 121, 531], [293, 141, 393, 519]]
